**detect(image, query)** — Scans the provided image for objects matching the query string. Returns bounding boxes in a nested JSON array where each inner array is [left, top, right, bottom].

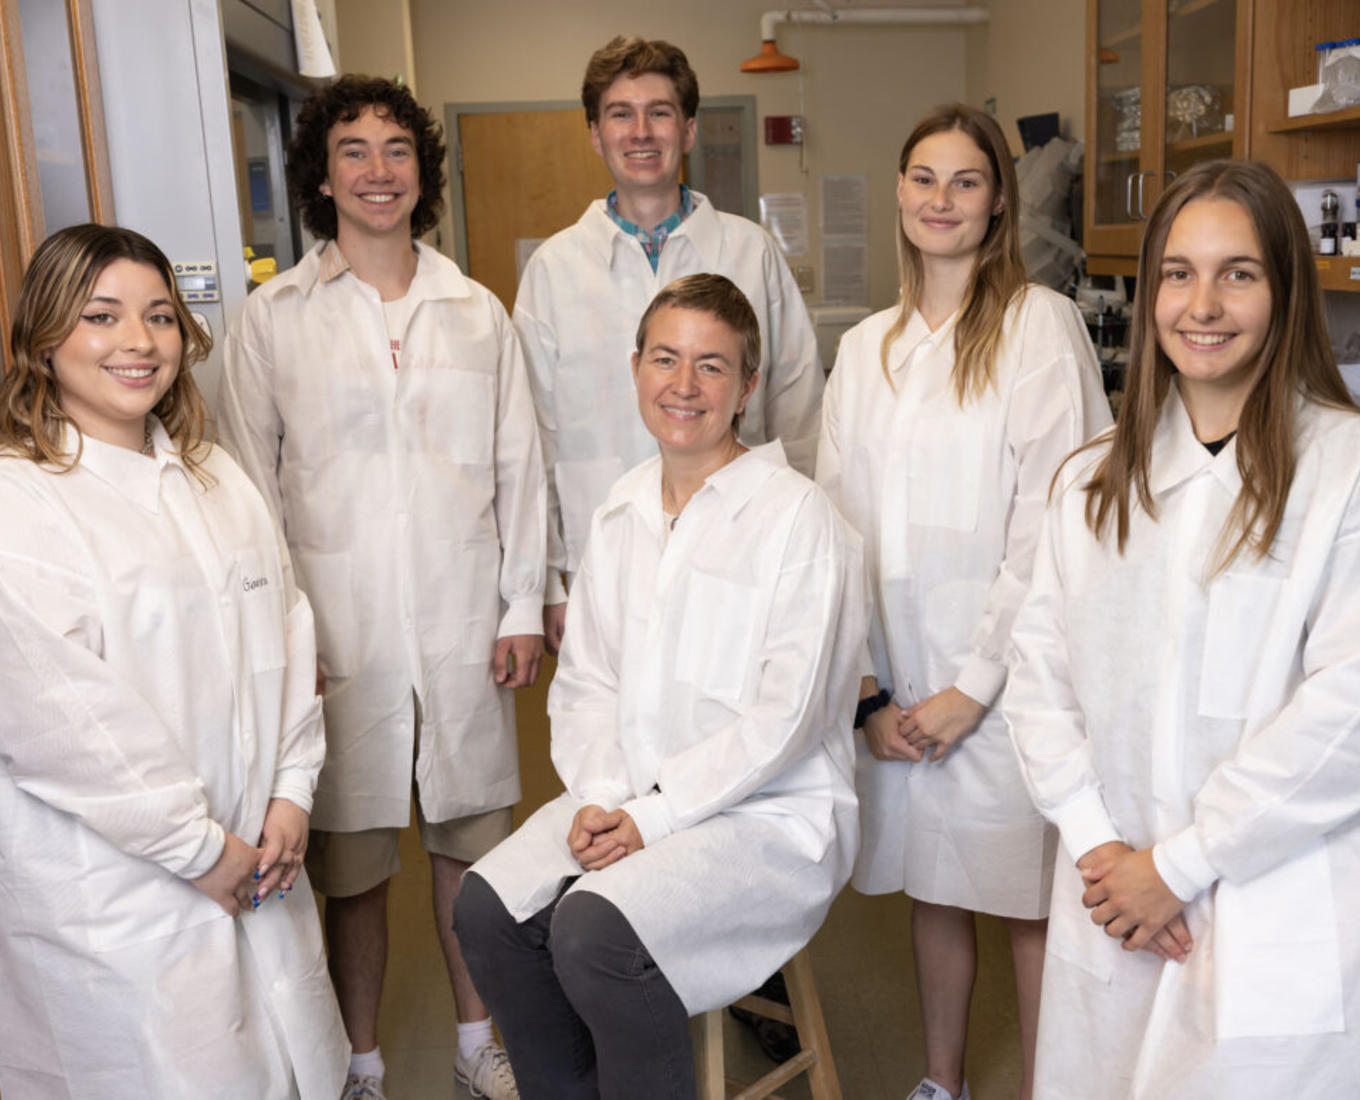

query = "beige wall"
[[333, 0, 416, 90], [332, 1, 1093, 310], [967, 1, 1086, 151]]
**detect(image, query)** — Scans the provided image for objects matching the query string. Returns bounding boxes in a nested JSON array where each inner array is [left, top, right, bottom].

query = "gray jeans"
[[454, 872, 695, 1100]]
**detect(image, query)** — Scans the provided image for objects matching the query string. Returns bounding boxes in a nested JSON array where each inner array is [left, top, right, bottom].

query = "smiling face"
[[632, 305, 757, 464], [1154, 197, 1273, 418], [897, 128, 1001, 264], [320, 105, 420, 242], [48, 258, 182, 450], [590, 72, 696, 200]]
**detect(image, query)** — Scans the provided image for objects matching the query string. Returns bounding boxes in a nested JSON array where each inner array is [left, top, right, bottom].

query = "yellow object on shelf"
[[249, 255, 278, 283]]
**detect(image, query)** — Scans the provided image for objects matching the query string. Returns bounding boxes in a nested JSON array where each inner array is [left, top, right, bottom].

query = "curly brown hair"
[[287, 75, 446, 239], [0, 223, 212, 473], [581, 37, 699, 125]]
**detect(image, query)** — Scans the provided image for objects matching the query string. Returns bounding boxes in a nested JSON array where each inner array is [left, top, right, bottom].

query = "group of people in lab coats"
[[1, 28, 1358, 1100]]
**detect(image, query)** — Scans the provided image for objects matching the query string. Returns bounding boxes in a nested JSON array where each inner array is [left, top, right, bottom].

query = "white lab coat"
[[0, 424, 347, 1099], [513, 192, 823, 599], [817, 287, 1110, 917], [221, 241, 546, 831], [471, 442, 865, 1013], [1005, 385, 1360, 1098]]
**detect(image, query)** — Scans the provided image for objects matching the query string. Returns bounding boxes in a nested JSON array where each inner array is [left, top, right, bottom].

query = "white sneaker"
[[455, 1041, 520, 1099], [341, 1073, 386, 1100], [907, 1078, 972, 1100]]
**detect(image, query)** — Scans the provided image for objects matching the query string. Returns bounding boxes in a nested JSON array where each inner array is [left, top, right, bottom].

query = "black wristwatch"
[[854, 688, 892, 729]]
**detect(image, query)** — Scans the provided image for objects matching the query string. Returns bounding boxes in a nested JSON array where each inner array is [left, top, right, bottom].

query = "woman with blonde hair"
[[0, 223, 347, 1098], [1006, 159, 1360, 1097], [817, 104, 1109, 1100]]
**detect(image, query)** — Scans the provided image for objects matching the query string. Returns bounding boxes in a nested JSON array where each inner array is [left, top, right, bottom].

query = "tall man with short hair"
[[515, 36, 824, 650], [220, 75, 542, 1100]]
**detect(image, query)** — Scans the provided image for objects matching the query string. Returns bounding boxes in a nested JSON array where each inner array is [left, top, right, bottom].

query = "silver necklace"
[[141, 422, 154, 456]]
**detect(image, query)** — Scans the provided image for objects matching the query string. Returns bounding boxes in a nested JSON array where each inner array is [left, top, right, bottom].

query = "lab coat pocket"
[[414, 367, 494, 466], [293, 550, 359, 679], [1198, 573, 1283, 719], [1214, 841, 1343, 1038], [674, 570, 760, 703], [234, 547, 286, 673], [907, 420, 982, 532]]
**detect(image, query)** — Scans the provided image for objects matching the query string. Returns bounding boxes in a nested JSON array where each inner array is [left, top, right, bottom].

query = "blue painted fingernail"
[[252, 893, 260, 904], [279, 890, 286, 900], [252, 871, 260, 880]]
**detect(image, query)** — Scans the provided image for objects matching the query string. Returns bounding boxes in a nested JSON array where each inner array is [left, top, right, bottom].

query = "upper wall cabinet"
[[1085, 0, 1247, 266], [1086, 0, 1360, 285]]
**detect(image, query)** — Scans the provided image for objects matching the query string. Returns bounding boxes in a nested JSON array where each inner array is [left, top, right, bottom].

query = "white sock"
[[349, 1046, 385, 1080], [457, 1017, 495, 1059]]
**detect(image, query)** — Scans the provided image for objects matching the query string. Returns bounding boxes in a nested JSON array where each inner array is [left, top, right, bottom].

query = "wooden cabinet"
[[1084, 0, 1360, 285]]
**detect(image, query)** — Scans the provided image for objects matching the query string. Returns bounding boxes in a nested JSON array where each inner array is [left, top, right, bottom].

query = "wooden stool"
[[696, 946, 842, 1100]]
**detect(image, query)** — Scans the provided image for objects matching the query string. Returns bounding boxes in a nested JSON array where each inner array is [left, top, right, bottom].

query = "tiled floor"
[[368, 662, 1025, 1098]]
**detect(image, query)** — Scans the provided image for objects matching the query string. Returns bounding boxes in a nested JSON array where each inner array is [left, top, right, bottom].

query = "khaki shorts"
[[305, 692, 513, 898], [305, 805, 513, 898]]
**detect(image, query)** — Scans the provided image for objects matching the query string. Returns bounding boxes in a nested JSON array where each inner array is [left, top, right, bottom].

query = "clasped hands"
[[191, 797, 309, 917], [567, 803, 644, 872], [1077, 841, 1194, 964], [863, 686, 986, 764]]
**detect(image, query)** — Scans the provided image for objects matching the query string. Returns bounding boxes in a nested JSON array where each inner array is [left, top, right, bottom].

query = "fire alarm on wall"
[[764, 115, 804, 145]]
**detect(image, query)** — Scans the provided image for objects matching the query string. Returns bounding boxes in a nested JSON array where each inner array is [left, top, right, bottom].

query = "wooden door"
[[455, 106, 614, 310]]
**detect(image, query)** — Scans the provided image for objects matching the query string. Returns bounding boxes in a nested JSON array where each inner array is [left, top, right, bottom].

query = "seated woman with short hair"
[[454, 273, 865, 1100]]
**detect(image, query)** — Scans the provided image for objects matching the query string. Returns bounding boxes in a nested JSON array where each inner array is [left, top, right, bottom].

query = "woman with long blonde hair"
[[1006, 159, 1360, 1097], [818, 104, 1109, 1100], [0, 224, 347, 1098]]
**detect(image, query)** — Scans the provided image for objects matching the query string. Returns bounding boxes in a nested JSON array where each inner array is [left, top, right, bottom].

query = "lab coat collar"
[[1148, 380, 1242, 499], [301, 240, 473, 302], [885, 307, 959, 376], [64, 417, 185, 513], [601, 440, 788, 532], [581, 190, 723, 273]]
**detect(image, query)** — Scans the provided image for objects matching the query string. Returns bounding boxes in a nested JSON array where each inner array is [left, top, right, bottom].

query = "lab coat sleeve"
[[512, 257, 568, 605], [1004, 493, 1124, 864], [548, 519, 632, 808], [1155, 472, 1360, 900], [0, 509, 225, 880], [958, 294, 1110, 707], [758, 239, 824, 477], [490, 302, 548, 638], [269, 523, 325, 811], [815, 348, 879, 684], [620, 491, 862, 845], [219, 301, 287, 527]]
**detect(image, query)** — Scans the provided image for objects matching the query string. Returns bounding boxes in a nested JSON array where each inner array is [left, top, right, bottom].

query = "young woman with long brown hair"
[[817, 105, 1109, 1100], [1006, 159, 1360, 1096], [0, 224, 347, 1098]]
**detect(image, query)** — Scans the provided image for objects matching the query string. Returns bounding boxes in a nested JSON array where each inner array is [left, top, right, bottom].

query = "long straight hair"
[[880, 104, 1027, 403], [1081, 159, 1353, 569], [0, 224, 213, 473]]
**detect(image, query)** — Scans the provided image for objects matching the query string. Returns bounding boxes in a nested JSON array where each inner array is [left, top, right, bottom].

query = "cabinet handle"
[[1126, 173, 1136, 219], [1136, 171, 1156, 219]]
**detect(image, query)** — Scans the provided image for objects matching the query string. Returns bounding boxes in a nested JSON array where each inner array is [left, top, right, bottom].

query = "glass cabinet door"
[[1088, 0, 1150, 256], [1163, 0, 1241, 184]]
